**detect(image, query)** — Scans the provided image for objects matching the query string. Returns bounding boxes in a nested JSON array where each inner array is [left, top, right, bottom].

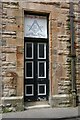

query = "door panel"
[[25, 84, 34, 96], [24, 41, 49, 101], [25, 43, 33, 59], [38, 43, 46, 59], [38, 84, 46, 95], [38, 61, 46, 78], [25, 61, 33, 78]]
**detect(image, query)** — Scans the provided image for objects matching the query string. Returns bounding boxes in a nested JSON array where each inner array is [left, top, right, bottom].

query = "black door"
[[24, 38, 49, 102]]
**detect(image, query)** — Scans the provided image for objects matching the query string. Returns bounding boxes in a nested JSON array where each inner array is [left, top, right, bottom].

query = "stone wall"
[[0, 1, 2, 106], [1, 1, 24, 112], [51, 1, 80, 106], [50, 2, 72, 107], [1, 0, 80, 112], [76, 2, 80, 105], [2, 2, 18, 97]]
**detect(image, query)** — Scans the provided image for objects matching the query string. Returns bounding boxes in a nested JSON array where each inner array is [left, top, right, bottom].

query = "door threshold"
[[25, 104, 50, 110], [24, 100, 50, 110]]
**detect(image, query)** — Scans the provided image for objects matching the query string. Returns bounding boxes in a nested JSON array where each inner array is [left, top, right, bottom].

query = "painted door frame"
[[24, 12, 50, 102]]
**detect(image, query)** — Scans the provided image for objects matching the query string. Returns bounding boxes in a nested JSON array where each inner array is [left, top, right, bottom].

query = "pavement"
[[1, 105, 80, 119]]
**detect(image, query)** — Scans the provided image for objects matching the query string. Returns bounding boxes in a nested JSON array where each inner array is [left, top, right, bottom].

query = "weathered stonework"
[[1, 0, 80, 112], [0, 2, 2, 109]]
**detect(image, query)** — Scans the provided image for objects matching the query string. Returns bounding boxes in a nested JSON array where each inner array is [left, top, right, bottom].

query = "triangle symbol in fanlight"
[[29, 20, 42, 34]]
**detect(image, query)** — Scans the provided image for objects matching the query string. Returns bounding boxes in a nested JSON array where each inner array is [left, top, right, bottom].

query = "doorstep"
[[24, 101, 50, 110], [27, 104, 50, 109]]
